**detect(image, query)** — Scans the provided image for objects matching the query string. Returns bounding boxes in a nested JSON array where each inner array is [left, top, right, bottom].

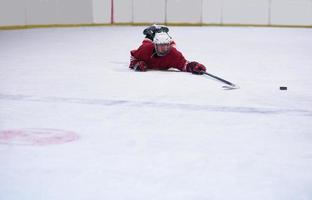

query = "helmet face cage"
[[153, 32, 172, 56], [155, 43, 171, 56]]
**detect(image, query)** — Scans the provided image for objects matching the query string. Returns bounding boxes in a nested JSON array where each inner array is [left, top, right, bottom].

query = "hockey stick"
[[202, 71, 240, 89]]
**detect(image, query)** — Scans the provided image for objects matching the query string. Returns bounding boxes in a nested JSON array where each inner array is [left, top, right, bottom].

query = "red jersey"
[[130, 40, 187, 71]]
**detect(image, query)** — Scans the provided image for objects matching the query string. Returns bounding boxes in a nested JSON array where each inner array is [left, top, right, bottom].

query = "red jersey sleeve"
[[167, 48, 187, 71], [130, 40, 154, 63]]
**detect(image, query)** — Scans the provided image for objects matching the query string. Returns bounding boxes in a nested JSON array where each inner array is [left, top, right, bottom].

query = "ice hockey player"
[[129, 26, 206, 74]]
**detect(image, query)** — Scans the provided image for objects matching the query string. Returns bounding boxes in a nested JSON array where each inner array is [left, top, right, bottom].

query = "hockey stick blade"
[[222, 85, 240, 90]]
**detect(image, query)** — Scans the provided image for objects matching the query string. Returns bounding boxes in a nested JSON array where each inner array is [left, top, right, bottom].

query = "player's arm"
[[129, 41, 152, 72], [171, 49, 206, 74]]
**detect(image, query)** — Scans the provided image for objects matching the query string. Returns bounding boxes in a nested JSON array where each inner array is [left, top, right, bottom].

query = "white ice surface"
[[0, 26, 312, 200]]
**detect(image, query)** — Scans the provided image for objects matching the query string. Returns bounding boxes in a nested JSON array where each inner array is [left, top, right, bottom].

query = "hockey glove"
[[186, 61, 206, 75], [130, 60, 147, 72]]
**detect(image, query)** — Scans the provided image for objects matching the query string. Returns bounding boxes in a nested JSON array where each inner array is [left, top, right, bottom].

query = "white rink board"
[[166, 0, 203, 23], [114, 0, 133, 23], [133, 0, 166, 23], [55, 0, 93, 24], [222, 0, 269, 25], [0, 0, 312, 27], [202, 0, 223, 24], [26, 0, 58, 25], [0, 0, 26, 26], [93, 0, 111, 23], [270, 0, 312, 26]]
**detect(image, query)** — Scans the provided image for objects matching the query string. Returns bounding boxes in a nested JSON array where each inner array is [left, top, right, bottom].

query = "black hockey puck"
[[280, 86, 287, 90]]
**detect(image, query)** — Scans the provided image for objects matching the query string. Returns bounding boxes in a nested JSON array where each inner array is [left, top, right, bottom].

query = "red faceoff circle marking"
[[0, 129, 79, 146]]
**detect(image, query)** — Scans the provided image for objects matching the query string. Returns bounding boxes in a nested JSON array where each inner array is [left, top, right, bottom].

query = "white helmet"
[[153, 32, 172, 56]]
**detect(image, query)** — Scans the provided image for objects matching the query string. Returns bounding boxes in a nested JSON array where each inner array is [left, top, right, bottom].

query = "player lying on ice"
[[129, 24, 206, 75]]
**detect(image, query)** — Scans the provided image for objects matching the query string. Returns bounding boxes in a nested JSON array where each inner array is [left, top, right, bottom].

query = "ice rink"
[[1, 26, 312, 200]]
